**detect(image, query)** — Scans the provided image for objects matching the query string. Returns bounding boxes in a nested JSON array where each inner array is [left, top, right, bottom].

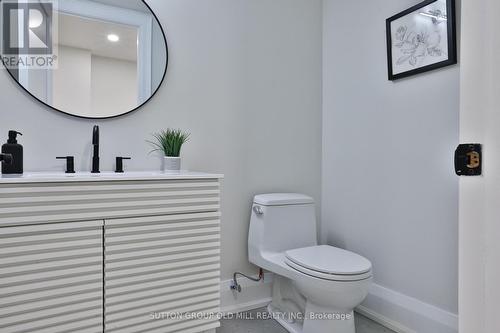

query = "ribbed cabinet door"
[[0, 220, 104, 333], [104, 212, 221, 333]]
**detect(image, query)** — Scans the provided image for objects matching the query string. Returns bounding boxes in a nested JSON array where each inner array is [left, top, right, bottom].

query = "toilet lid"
[[285, 245, 372, 276]]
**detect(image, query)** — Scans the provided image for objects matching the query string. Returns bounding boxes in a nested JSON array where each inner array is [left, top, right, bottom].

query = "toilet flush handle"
[[253, 205, 264, 215]]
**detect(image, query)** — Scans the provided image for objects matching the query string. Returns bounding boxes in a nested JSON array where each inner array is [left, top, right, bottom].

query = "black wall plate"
[[455, 144, 482, 176]]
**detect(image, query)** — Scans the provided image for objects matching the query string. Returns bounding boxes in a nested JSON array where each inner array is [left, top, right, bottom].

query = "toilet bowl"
[[248, 193, 372, 333]]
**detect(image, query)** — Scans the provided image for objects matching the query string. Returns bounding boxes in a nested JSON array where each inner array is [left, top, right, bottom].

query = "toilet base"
[[268, 303, 356, 333]]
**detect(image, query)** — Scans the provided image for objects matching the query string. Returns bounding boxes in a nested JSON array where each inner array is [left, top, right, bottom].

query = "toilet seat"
[[285, 245, 372, 281]]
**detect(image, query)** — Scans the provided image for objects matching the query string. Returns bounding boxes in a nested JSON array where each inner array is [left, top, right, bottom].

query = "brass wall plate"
[[466, 151, 480, 169]]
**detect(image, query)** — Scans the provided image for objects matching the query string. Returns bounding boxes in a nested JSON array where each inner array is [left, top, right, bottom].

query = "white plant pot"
[[163, 156, 181, 173]]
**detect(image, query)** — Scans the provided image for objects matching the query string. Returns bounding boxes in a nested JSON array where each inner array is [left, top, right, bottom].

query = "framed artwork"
[[386, 0, 457, 80]]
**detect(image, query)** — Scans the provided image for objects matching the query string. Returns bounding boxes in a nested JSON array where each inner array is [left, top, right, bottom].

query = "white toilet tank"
[[248, 193, 318, 266]]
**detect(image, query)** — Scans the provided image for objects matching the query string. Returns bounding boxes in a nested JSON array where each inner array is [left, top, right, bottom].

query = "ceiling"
[[57, 13, 138, 62], [87, 0, 151, 13]]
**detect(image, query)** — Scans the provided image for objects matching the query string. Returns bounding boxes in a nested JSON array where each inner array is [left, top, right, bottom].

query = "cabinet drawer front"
[[104, 212, 220, 333], [0, 221, 104, 333], [0, 179, 220, 227]]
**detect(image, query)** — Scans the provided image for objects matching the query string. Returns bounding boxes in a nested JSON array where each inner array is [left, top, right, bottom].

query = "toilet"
[[248, 193, 372, 333]]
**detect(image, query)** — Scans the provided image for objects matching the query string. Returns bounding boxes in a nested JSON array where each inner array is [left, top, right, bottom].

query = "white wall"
[[52, 45, 92, 115], [53, 48, 138, 118], [91, 55, 138, 117], [151, 21, 167, 90], [322, 0, 459, 332], [26, 65, 49, 104], [0, 0, 323, 281]]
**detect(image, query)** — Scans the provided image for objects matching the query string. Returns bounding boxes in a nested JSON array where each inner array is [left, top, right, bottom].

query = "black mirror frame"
[[0, 0, 169, 120]]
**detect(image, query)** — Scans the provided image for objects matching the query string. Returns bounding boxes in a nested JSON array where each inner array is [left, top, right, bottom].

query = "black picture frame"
[[386, 0, 457, 81]]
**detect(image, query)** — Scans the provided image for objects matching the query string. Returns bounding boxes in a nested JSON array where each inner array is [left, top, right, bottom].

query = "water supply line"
[[230, 268, 264, 293]]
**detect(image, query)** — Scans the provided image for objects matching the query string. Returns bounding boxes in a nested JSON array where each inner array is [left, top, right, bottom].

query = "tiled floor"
[[217, 308, 396, 333]]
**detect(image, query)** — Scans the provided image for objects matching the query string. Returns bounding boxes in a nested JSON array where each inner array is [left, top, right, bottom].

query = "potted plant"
[[148, 129, 190, 173]]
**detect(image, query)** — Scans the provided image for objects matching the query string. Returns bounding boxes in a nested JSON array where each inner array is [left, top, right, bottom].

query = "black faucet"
[[92, 126, 100, 173]]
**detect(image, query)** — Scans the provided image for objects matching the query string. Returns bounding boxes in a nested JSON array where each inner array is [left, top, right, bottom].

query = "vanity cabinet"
[[104, 213, 221, 333], [0, 221, 104, 333], [0, 173, 222, 333]]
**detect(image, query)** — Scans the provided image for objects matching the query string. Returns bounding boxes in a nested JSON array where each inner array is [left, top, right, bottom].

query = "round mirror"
[[0, 0, 168, 119]]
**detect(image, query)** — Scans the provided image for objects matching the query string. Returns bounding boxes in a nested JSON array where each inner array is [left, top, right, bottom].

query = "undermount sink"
[[24, 172, 156, 178], [0, 171, 223, 183], [14, 171, 156, 179]]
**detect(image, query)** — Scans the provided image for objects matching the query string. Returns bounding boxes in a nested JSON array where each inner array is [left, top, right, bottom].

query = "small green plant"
[[148, 129, 190, 157]]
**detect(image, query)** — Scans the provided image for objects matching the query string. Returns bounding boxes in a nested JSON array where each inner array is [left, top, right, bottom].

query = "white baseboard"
[[219, 274, 458, 333], [220, 272, 273, 314], [359, 283, 458, 333], [356, 305, 416, 333]]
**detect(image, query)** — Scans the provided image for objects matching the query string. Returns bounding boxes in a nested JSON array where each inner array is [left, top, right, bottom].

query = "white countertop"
[[0, 171, 224, 184]]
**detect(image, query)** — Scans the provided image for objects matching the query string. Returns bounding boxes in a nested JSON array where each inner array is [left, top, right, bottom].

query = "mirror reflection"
[[2, 0, 168, 119]]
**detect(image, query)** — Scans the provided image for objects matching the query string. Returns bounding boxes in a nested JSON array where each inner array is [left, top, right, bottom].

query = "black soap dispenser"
[[2, 131, 23, 174]]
